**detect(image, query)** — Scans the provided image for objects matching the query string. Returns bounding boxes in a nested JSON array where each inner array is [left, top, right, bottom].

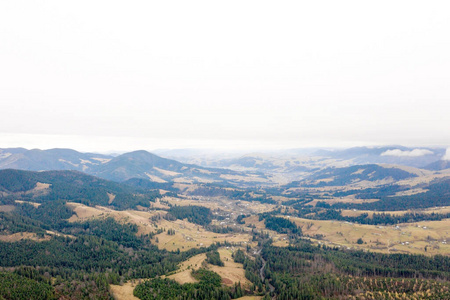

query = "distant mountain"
[[288, 164, 418, 187], [0, 148, 112, 172], [207, 153, 317, 173], [91, 150, 243, 183], [424, 159, 450, 171], [312, 146, 444, 168], [0, 148, 266, 186]]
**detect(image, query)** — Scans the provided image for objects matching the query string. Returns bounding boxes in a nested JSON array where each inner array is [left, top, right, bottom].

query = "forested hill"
[[0, 169, 159, 210], [90, 150, 239, 182]]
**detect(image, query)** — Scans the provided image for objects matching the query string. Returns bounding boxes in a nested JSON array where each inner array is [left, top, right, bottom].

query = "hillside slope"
[[0, 169, 159, 210]]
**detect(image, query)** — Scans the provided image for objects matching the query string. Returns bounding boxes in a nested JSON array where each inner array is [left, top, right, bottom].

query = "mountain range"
[[0, 148, 266, 186], [1, 146, 449, 188]]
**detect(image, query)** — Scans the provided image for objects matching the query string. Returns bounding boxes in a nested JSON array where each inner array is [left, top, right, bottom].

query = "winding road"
[[257, 249, 275, 294]]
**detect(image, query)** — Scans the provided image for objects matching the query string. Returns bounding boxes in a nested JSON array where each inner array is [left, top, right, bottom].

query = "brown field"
[[0, 232, 50, 242], [66, 202, 163, 235], [15, 200, 41, 208], [155, 219, 252, 252], [145, 173, 167, 183], [173, 177, 194, 184], [150, 198, 170, 210], [271, 234, 291, 247], [243, 215, 265, 229], [166, 253, 206, 284], [153, 167, 181, 177], [191, 176, 216, 183], [107, 193, 116, 204], [193, 168, 213, 175], [110, 281, 140, 300], [34, 182, 51, 190], [172, 183, 200, 193], [168, 248, 250, 287], [209, 248, 250, 287], [23, 182, 51, 197], [289, 216, 450, 256]]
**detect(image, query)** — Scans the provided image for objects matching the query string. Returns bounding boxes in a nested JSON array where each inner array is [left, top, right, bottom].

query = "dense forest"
[[260, 214, 302, 235], [249, 240, 450, 299], [0, 271, 55, 300], [167, 205, 212, 226], [205, 250, 224, 266]]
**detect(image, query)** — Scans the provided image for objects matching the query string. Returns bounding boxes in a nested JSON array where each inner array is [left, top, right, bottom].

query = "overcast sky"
[[1, 1, 449, 152]]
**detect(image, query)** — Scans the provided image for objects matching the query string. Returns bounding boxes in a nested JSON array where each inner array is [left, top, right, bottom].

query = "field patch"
[[208, 248, 250, 287], [166, 253, 206, 284], [0, 232, 50, 242], [155, 219, 252, 252], [110, 281, 140, 300], [167, 248, 250, 287], [66, 202, 163, 235], [15, 200, 41, 208], [290, 216, 450, 256]]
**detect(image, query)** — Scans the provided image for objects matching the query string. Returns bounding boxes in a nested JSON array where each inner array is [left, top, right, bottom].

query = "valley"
[[0, 146, 450, 299]]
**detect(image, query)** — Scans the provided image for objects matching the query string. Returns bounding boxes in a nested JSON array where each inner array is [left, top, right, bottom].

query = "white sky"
[[1, 1, 449, 152]]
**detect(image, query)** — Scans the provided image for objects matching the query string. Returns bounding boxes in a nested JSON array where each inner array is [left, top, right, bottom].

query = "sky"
[[1, 1, 449, 153]]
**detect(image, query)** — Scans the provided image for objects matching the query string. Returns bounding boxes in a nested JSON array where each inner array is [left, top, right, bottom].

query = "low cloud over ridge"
[[381, 149, 434, 157], [443, 148, 450, 161]]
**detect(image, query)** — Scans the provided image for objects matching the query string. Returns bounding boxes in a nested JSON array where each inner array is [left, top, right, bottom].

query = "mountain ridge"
[[0, 148, 264, 186]]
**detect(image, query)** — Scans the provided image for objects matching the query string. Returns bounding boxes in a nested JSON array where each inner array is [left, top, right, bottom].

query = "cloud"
[[443, 148, 450, 161], [381, 149, 434, 157]]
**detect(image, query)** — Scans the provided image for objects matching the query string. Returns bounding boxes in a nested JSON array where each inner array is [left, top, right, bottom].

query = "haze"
[[1, 1, 449, 152]]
